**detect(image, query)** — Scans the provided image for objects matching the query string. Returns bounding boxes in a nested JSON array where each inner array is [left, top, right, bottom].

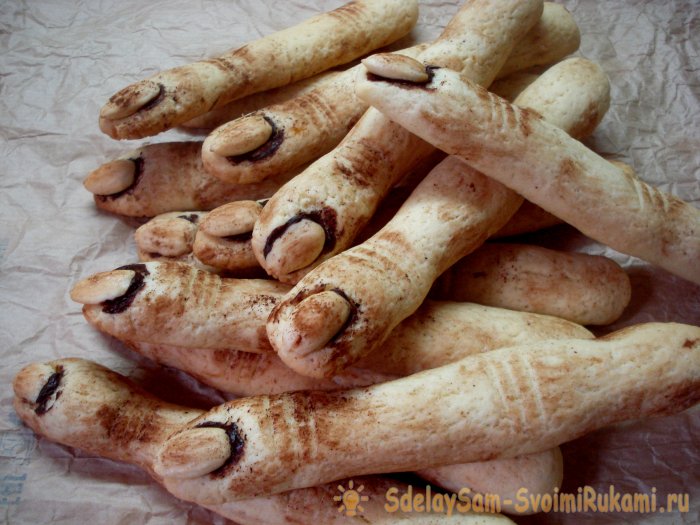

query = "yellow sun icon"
[[334, 480, 369, 516]]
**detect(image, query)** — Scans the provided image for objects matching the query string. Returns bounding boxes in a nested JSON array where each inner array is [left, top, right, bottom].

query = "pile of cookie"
[[13, 0, 700, 523]]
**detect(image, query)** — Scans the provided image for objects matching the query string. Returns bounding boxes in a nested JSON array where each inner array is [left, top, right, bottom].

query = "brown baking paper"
[[0, 0, 698, 523]]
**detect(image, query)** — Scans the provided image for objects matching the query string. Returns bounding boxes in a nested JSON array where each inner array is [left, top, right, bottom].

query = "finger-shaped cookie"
[[135, 211, 215, 270], [123, 301, 592, 396], [14, 359, 510, 525], [356, 57, 700, 285], [492, 200, 562, 238], [202, 46, 426, 185], [182, 0, 579, 133], [134, 203, 264, 274], [267, 158, 522, 377], [432, 243, 632, 326], [181, 71, 342, 130], [98, 0, 419, 140], [86, 142, 295, 218], [71, 262, 287, 353], [184, 172, 428, 276], [129, 339, 563, 517], [494, 2, 580, 79], [191, 201, 264, 272], [153, 323, 700, 503], [418, 448, 563, 516], [77, 256, 595, 368], [268, 57, 611, 378], [252, 0, 545, 283]]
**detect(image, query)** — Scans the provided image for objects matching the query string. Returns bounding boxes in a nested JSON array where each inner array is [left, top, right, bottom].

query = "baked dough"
[[153, 323, 700, 503], [72, 262, 287, 353], [182, 71, 342, 130], [13, 358, 514, 524], [86, 142, 296, 218], [432, 243, 631, 325], [74, 259, 596, 367], [98, 0, 419, 139], [356, 56, 700, 284], [267, 57, 611, 378], [117, 300, 593, 395], [252, 0, 545, 283], [201, 45, 427, 185]]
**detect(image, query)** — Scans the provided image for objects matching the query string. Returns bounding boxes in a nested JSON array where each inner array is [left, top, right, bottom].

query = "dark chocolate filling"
[[225, 116, 284, 164], [366, 65, 438, 89], [195, 421, 245, 477], [97, 156, 144, 201], [177, 213, 200, 224], [139, 83, 166, 113], [263, 207, 338, 259], [222, 231, 253, 243], [328, 288, 358, 341], [101, 263, 150, 314], [34, 365, 64, 416]]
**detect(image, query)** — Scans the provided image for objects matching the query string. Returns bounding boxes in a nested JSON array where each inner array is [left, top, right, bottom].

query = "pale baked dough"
[[99, 0, 419, 139], [495, 2, 580, 79], [118, 300, 593, 395], [432, 243, 631, 325], [182, 71, 342, 130], [153, 323, 700, 503], [252, 0, 545, 283], [86, 142, 296, 218], [201, 45, 426, 185], [356, 57, 700, 284], [74, 261, 595, 367], [13, 358, 513, 524], [418, 448, 564, 516], [72, 262, 287, 353], [267, 57, 611, 378], [492, 200, 563, 238]]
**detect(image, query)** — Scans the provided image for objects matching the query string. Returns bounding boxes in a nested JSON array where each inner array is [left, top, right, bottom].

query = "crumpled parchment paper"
[[0, 1, 698, 523]]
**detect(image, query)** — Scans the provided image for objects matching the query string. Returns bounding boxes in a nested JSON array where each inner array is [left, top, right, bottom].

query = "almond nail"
[[362, 53, 429, 83], [134, 217, 198, 257], [199, 201, 263, 238], [265, 219, 325, 276], [155, 427, 231, 479], [290, 291, 352, 356], [83, 159, 136, 196], [70, 270, 136, 304], [208, 115, 273, 157], [100, 80, 162, 120]]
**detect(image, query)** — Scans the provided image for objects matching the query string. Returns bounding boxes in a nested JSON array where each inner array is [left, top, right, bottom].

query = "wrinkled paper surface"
[[1, 0, 698, 523]]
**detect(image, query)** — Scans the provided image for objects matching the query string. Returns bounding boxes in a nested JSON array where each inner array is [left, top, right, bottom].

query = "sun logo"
[[334, 480, 369, 516]]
